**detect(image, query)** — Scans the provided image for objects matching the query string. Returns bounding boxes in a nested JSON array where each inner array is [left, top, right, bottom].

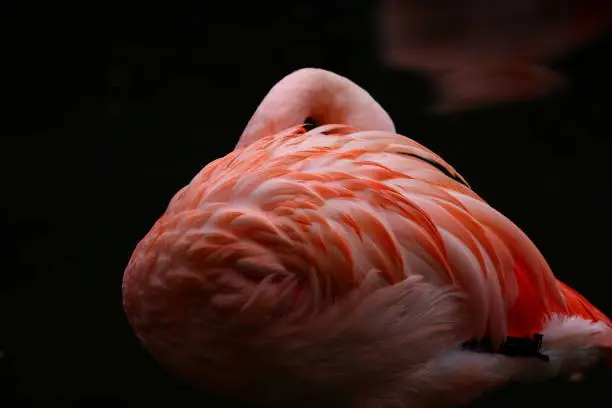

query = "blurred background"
[[3, 1, 611, 406]]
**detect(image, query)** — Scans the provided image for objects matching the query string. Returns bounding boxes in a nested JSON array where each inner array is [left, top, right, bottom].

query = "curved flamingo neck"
[[237, 68, 396, 149]]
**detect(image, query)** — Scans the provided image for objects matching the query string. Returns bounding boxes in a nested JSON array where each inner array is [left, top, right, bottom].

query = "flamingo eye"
[[304, 117, 319, 129]]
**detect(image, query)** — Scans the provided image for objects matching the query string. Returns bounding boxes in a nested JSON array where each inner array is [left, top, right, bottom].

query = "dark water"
[[3, 1, 611, 406]]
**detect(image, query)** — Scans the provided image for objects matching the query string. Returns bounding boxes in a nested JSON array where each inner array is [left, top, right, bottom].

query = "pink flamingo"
[[123, 68, 611, 408]]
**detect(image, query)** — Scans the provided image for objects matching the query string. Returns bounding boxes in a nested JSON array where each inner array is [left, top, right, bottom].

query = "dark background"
[[3, 1, 611, 406]]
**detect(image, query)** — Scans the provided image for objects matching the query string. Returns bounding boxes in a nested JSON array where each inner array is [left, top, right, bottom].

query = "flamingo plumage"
[[122, 68, 612, 408]]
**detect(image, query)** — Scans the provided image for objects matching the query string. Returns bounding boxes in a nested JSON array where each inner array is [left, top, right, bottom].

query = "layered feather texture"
[[123, 124, 611, 408]]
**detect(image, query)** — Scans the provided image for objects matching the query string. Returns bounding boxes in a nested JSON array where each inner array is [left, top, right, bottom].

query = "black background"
[[3, 1, 611, 406]]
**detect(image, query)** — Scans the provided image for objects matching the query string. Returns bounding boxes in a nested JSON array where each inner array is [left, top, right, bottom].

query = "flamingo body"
[[123, 68, 611, 408]]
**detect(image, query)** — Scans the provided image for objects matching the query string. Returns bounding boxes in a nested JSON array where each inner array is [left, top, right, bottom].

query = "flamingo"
[[377, 0, 612, 112], [122, 68, 611, 408]]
